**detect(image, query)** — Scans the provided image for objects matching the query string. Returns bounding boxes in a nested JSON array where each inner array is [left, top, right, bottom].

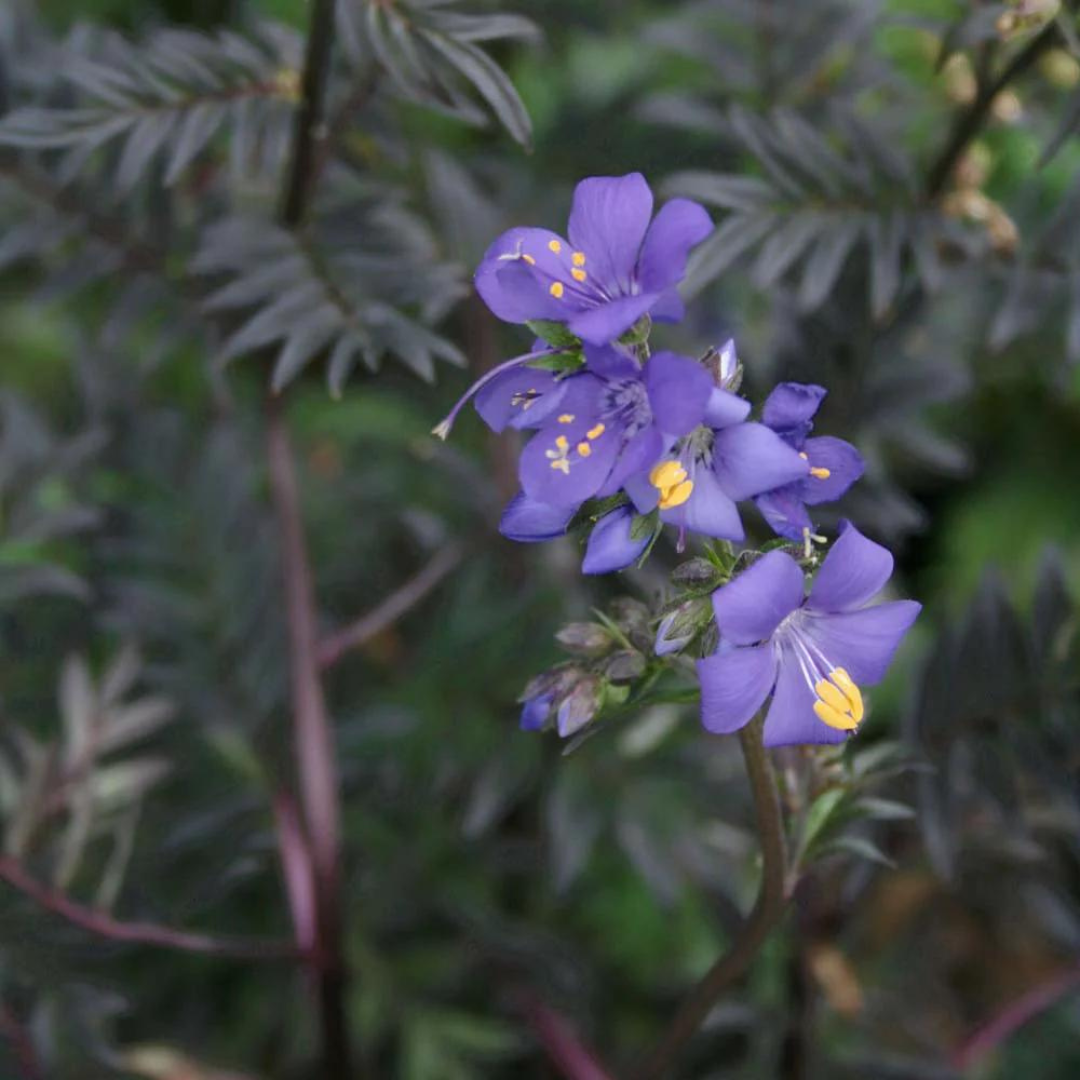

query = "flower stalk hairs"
[[435, 172, 919, 750]]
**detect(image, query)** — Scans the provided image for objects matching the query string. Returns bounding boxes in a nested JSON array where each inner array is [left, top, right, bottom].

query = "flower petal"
[[697, 643, 777, 734], [800, 436, 865, 506], [808, 521, 893, 612], [711, 550, 804, 645], [763, 645, 848, 747], [650, 288, 685, 323], [477, 258, 586, 325], [499, 492, 574, 542], [646, 351, 713, 437], [519, 415, 621, 507], [636, 197, 714, 293], [582, 506, 649, 574], [584, 342, 639, 379], [475, 366, 567, 432], [568, 292, 661, 345], [704, 387, 751, 430], [602, 426, 664, 494], [713, 422, 810, 501], [754, 485, 812, 541], [803, 601, 922, 685], [568, 173, 654, 294], [662, 461, 744, 541], [761, 382, 827, 445], [520, 693, 553, 731]]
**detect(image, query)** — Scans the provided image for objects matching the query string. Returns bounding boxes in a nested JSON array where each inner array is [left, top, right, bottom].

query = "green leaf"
[[801, 786, 848, 853], [824, 835, 897, 869], [852, 797, 916, 821], [630, 509, 660, 541]]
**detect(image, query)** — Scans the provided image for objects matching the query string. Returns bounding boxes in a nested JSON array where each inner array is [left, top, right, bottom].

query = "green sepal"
[[525, 349, 585, 374], [526, 320, 581, 348], [629, 508, 660, 542]]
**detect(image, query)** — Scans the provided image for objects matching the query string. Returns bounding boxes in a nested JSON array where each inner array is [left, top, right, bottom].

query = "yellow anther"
[[813, 668, 864, 730], [810, 465, 832, 480], [831, 668, 864, 722], [548, 239, 562, 254], [522, 254, 536, 265], [659, 479, 694, 509], [555, 435, 568, 451], [557, 414, 575, 424], [572, 252, 586, 266], [586, 423, 606, 440], [577, 442, 592, 457], [799, 452, 809, 459], [650, 460, 688, 490], [549, 459, 570, 474], [571, 268, 587, 282], [550, 282, 564, 299], [813, 699, 859, 731]]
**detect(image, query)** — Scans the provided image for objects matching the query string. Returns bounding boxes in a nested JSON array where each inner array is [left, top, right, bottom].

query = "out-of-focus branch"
[[925, 19, 1063, 199], [512, 990, 618, 1080], [952, 960, 1080, 1070], [633, 714, 790, 1080], [0, 855, 303, 962], [0, 1002, 44, 1080], [269, 1, 354, 1077], [318, 542, 466, 669]]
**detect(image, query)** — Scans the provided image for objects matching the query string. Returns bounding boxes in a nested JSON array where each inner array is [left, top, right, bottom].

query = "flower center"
[[601, 378, 651, 437], [812, 667, 864, 731], [649, 460, 694, 509]]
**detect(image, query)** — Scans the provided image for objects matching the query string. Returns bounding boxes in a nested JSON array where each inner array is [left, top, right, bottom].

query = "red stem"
[[513, 991, 618, 1080], [951, 961, 1080, 1070], [0, 1002, 45, 1080], [0, 854, 302, 962]]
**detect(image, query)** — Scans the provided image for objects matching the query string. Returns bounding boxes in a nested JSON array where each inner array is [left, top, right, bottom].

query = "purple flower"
[[499, 492, 574, 543], [520, 691, 554, 731], [474, 173, 713, 345], [697, 522, 920, 748], [754, 383, 865, 542], [517, 345, 713, 509], [623, 391, 809, 543]]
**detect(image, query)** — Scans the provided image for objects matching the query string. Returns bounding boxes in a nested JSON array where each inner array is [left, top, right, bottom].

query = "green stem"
[[633, 714, 790, 1080]]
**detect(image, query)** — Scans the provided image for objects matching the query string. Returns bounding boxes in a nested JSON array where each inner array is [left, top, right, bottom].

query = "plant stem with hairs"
[[267, 0, 354, 1077], [633, 714, 790, 1080]]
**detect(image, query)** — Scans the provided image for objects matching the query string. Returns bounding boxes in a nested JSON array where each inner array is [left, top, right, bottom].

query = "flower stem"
[[633, 714, 789, 1080]]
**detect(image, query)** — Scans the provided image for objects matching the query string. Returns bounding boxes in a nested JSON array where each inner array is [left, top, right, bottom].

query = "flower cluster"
[[437, 173, 920, 748]]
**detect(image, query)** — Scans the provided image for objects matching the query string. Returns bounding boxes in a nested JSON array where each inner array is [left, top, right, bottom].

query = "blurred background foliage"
[[0, 0, 1079, 1078]]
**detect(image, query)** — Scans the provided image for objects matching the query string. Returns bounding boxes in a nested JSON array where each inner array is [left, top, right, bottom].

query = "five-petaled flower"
[[475, 173, 713, 345], [697, 523, 920, 747], [753, 382, 865, 542]]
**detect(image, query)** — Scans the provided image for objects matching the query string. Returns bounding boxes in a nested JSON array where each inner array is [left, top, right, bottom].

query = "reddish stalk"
[[512, 990, 618, 1080], [0, 855, 302, 961], [0, 1003, 44, 1080]]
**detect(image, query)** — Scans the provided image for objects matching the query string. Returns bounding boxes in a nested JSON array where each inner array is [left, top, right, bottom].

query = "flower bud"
[[603, 649, 646, 682], [702, 339, 742, 393], [672, 557, 722, 587], [556, 622, 614, 657], [655, 597, 712, 656], [608, 597, 653, 651], [557, 676, 603, 738], [997, 0, 1060, 40]]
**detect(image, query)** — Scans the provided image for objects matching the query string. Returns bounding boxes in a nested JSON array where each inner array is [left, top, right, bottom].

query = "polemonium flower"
[[753, 383, 865, 542], [475, 173, 712, 345], [623, 392, 809, 543], [517, 345, 713, 509], [582, 506, 649, 574], [697, 523, 920, 747]]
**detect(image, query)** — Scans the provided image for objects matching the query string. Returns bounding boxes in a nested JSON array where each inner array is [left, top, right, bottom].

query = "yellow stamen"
[[586, 423, 605, 440], [557, 414, 574, 424], [813, 668, 864, 730], [550, 459, 570, 474], [522, 254, 536, 265], [649, 460, 688, 489], [571, 268, 587, 282], [577, 442, 592, 457], [548, 239, 562, 254], [810, 465, 831, 480], [550, 282, 564, 299], [555, 435, 568, 451], [649, 461, 694, 510], [659, 479, 693, 509], [572, 252, 586, 266], [814, 700, 859, 731]]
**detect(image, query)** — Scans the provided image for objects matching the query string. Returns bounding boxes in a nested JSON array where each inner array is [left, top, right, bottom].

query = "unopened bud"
[[604, 650, 646, 682], [608, 597, 652, 650], [702, 339, 743, 392], [997, 0, 1060, 40], [557, 676, 603, 738], [1040, 49, 1080, 89], [672, 557, 721, 587], [555, 622, 613, 657], [655, 598, 712, 656]]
